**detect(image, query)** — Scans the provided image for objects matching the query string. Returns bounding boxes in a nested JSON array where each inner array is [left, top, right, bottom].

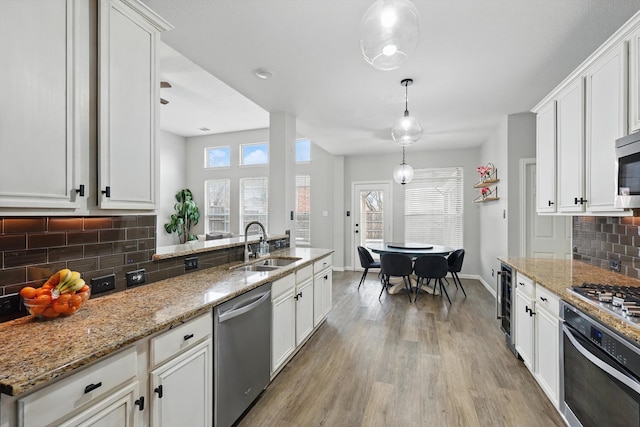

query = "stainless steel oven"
[[560, 301, 640, 427]]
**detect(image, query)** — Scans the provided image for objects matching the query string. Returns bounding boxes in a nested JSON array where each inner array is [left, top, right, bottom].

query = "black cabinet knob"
[[75, 184, 85, 197], [135, 396, 144, 411], [102, 186, 111, 198]]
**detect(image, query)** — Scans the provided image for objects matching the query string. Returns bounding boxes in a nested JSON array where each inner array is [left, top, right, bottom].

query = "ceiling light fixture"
[[254, 68, 273, 80], [393, 145, 414, 185], [359, 0, 420, 71], [392, 78, 422, 146]]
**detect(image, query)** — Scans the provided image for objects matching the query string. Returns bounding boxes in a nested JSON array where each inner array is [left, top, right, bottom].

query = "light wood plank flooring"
[[237, 271, 565, 427]]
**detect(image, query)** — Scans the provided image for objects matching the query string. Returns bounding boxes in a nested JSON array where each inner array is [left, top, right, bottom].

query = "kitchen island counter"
[[0, 247, 333, 397]]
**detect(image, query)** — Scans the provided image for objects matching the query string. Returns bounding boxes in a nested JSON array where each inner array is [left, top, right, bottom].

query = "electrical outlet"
[[610, 259, 622, 272], [91, 274, 116, 295], [185, 257, 198, 271], [126, 269, 147, 287], [0, 293, 21, 317]]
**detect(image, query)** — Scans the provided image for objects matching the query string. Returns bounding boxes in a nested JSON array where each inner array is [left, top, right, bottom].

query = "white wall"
[[157, 129, 187, 246], [342, 147, 482, 274]]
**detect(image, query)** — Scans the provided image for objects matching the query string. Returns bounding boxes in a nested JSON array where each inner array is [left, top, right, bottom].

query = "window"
[[296, 139, 311, 163], [204, 179, 230, 233], [240, 177, 268, 232], [295, 175, 311, 245], [204, 146, 230, 168], [404, 167, 463, 248], [240, 143, 269, 166]]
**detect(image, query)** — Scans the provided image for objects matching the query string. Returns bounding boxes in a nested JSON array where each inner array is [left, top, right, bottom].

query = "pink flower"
[[481, 187, 490, 196]]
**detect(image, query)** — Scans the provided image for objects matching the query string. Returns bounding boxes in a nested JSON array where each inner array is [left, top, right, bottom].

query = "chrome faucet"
[[244, 221, 267, 262]]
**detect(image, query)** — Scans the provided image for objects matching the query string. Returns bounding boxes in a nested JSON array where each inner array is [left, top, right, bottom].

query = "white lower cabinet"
[[271, 275, 296, 375], [295, 275, 315, 346], [313, 265, 333, 326], [514, 271, 560, 409], [148, 312, 212, 427], [16, 347, 141, 427], [149, 340, 211, 427], [514, 273, 535, 371]]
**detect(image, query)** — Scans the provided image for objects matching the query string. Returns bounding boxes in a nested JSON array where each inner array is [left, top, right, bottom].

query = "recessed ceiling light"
[[254, 68, 273, 80], [199, 127, 210, 132]]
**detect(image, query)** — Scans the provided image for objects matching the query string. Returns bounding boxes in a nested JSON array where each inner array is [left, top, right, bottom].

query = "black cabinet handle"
[[84, 382, 102, 394], [548, 200, 554, 206], [574, 197, 587, 205], [102, 186, 111, 198], [135, 396, 144, 411], [184, 333, 194, 341], [154, 385, 163, 398], [540, 297, 548, 302], [75, 184, 85, 197]]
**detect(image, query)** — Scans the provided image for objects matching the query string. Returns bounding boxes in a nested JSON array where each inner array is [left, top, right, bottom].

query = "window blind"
[[205, 179, 230, 233], [404, 167, 463, 248], [295, 175, 311, 245], [240, 177, 268, 232]]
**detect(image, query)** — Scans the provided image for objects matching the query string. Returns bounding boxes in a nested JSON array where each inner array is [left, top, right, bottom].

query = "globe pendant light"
[[391, 78, 423, 146], [393, 146, 414, 185], [359, 0, 420, 71]]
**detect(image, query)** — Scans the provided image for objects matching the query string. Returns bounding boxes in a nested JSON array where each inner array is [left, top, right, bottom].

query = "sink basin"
[[237, 264, 280, 272], [258, 258, 300, 267]]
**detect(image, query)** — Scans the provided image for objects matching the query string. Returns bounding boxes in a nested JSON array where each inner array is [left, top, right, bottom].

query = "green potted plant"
[[164, 189, 201, 244]]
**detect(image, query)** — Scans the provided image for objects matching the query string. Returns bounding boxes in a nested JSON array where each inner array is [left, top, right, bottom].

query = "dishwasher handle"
[[218, 290, 271, 323]]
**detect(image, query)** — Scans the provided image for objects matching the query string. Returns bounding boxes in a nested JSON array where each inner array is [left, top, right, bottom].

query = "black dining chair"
[[446, 249, 467, 297], [357, 246, 381, 290], [380, 253, 413, 302], [413, 255, 451, 304]]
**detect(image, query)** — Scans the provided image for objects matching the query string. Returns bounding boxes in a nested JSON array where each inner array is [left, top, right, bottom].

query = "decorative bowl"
[[23, 287, 91, 319]]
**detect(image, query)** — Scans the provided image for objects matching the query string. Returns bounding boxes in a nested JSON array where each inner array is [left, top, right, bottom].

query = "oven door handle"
[[496, 270, 502, 319], [563, 324, 640, 394]]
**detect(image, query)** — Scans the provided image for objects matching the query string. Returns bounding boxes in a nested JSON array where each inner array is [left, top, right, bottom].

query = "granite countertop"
[[0, 247, 333, 397], [499, 257, 640, 345], [153, 233, 288, 260]]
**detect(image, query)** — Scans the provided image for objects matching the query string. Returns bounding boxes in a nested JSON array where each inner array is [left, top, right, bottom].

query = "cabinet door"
[[585, 42, 628, 212], [271, 290, 295, 374], [0, 0, 85, 209], [57, 382, 140, 427], [536, 101, 557, 213], [98, 0, 171, 209], [313, 269, 332, 327], [630, 27, 640, 133], [149, 340, 212, 427], [535, 305, 559, 408], [295, 278, 314, 346], [556, 78, 586, 213], [514, 289, 534, 371]]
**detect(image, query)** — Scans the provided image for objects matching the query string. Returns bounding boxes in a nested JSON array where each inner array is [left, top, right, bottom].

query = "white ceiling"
[[145, 0, 640, 156]]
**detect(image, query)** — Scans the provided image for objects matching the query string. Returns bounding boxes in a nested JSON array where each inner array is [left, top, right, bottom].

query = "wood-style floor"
[[237, 271, 565, 427]]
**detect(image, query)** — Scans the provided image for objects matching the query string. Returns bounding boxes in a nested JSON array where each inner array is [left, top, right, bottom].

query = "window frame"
[[239, 142, 269, 166], [239, 176, 269, 232], [295, 138, 311, 163], [204, 146, 231, 169], [204, 178, 231, 234], [403, 167, 464, 249]]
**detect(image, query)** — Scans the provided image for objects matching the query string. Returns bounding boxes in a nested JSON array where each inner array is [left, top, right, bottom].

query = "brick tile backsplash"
[[573, 216, 640, 278], [0, 215, 284, 323]]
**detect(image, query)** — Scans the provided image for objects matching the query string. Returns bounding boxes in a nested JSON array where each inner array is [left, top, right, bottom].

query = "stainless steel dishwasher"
[[214, 283, 272, 427]]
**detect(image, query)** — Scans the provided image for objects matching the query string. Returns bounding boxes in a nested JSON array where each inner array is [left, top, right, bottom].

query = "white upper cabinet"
[[0, 0, 88, 210], [585, 42, 628, 212], [535, 101, 557, 213], [556, 78, 586, 213], [98, 0, 172, 210], [629, 26, 640, 133]]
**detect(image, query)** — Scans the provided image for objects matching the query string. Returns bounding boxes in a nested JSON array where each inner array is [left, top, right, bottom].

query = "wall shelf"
[[474, 196, 500, 203], [473, 178, 500, 188]]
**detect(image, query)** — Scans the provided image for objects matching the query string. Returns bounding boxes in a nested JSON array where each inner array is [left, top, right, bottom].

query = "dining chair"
[[380, 253, 413, 302], [413, 255, 451, 304], [446, 249, 467, 297], [357, 246, 381, 290]]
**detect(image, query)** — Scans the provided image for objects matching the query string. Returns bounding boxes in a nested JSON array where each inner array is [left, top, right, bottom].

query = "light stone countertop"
[[499, 257, 640, 346], [0, 247, 333, 396]]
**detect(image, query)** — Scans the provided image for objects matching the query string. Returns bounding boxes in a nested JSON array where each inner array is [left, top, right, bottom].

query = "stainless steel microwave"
[[615, 131, 640, 208]]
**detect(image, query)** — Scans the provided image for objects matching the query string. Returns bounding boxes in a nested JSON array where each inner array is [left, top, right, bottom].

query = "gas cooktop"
[[569, 282, 640, 327]]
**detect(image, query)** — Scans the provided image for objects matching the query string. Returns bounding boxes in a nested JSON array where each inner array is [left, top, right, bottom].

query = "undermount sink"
[[236, 264, 280, 272], [257, 257, 300, 267]]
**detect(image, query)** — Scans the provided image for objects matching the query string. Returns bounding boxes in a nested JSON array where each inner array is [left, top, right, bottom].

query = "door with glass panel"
[[353, 182, 392, 268]]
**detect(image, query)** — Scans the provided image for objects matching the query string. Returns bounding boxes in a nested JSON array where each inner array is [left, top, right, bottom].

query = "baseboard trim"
[[456, 273, 495, 298]]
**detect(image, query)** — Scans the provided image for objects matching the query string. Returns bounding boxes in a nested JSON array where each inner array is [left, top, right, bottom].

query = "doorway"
[[352, 182, 392, 269], [520, 159, 571, 258]]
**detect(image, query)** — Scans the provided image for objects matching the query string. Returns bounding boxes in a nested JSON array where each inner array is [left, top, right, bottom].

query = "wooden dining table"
[[368, 242, 454, 296]]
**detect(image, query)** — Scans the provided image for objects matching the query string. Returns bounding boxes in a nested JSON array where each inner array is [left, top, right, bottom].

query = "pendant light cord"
[[403, 81, 409, 117], [401, 146, 406, 164]]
